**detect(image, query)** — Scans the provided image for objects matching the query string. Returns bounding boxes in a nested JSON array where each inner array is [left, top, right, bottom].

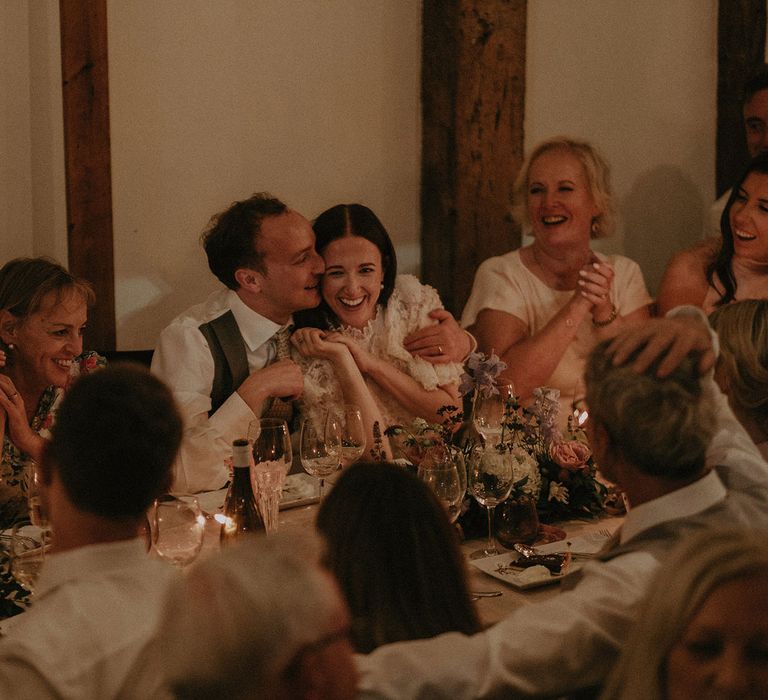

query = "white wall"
[[107, 0, 421, 348], [526, 0, 717, 294], [0, 2, 34, 261], [7, 1, 718, 348]]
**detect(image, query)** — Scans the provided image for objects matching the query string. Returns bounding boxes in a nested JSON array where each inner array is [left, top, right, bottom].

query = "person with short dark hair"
[[356, 310, 768, 698], [0, 365, 182, 699], [152, 193, 324, 492], [153, 194, 471, 492], [316, 462, 479, 653]]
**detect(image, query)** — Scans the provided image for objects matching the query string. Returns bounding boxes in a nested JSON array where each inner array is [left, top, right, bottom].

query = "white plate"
[[469, 531, 610, 590]]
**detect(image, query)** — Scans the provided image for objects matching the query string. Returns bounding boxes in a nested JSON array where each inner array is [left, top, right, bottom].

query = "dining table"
[[196, 474, 624, 627]]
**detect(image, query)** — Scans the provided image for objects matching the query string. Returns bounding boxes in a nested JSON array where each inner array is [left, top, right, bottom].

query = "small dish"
[[469, 531, 610, 590]]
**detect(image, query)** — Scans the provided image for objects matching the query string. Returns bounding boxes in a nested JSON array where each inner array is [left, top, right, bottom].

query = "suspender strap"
[[199, 310, 249, 416]]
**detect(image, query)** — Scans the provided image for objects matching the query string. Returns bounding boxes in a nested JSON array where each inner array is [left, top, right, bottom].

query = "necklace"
[[529, 245, 590, 291]]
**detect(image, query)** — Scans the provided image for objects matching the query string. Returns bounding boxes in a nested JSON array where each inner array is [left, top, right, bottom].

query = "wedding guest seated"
[[600, 528, 768, 700], [120, 535, 358, 700], [657, 153, 768, 315], [356, 311, 768, 698], [710, 299, 768, 458], [709, 66, 768, 232], [0, 257, 104, 618], [461, 136, 652, 425], [0, 365, 182, 699], [316, 461, 479, 652], [152, 194, 470, 492], [293, 204, 465, 452]]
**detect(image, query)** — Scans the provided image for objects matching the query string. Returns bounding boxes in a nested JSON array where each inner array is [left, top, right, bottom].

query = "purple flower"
[[459, 351, 508, 398]]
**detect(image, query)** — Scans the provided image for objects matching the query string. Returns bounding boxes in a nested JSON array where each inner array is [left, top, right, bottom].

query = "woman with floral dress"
[[0, 257, 104, 618]]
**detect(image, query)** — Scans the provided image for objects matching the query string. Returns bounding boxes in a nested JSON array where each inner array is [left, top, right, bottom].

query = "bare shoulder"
[[656, 239, 718, 315]]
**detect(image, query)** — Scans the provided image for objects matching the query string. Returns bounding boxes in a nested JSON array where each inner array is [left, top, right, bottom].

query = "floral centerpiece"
[[384, 352, 607, 531]]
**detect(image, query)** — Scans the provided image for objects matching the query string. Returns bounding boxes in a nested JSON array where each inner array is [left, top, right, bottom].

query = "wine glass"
[[329, 404, 366, 465], [24, 463, 48, 528], [473, 383, 515, 447], [151, 495, 205, 568], [300, 417, 341, 500], [250, 418, 292, 534], [468, 445, 514, 559], [10, 524, 50, 593], [418, 455, 464, 523]]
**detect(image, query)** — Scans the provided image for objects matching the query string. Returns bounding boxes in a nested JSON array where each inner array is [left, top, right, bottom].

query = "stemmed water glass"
[[417, 454, 464, 523], [468, 445, 514, 559], [9, 524, 50, 593], [300, 416, 341, 500], [250, 418, 292, 534], [473, 383, 515, 447], [151, 495, 205, 568], [329, 404, 365, 466]]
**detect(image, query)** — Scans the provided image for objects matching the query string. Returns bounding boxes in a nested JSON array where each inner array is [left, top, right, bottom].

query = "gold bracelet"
[[592, 304, 618, 327]]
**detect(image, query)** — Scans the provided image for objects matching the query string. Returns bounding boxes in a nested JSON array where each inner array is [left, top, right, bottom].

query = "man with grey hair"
[[356, 308, 768, 698], [119, 534, 357, 700]]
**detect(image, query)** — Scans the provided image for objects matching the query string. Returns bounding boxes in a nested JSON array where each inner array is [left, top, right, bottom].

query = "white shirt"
[[460, 250, 652, 425], [357, 370, 768, 698], [0, 539, 178, 700], [152, 289, 284, 493]]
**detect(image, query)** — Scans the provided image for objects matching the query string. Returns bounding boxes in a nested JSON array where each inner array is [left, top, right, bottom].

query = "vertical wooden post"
[[421, 1, 526, 316], [716, 0, 767, 196], [59, 0, 115, 351]]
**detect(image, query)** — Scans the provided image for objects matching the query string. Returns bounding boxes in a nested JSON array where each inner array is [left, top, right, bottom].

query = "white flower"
[[548, 481, 570, 504], [509, 446, 542, 500], [478, 449, 511, 478], [412, 417, 429, 432]]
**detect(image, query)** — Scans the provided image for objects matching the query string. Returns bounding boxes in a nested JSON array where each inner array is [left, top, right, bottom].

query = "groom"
[[153, 193, 470, 493]]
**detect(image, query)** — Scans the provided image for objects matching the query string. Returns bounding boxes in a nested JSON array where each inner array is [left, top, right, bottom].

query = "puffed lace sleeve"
[[373, 275, 463, 391]]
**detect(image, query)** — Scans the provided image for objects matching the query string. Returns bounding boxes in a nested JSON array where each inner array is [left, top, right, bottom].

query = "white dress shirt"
[[0, 539, 178, 700], [152, 289, 284, 493], [357, 363, 768, 698]]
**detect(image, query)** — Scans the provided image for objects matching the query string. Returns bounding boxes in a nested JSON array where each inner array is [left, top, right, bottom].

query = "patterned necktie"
[[263, 326, 294, 423]]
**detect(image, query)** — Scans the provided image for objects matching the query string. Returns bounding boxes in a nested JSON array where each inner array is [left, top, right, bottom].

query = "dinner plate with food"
[[469, 531, 611, 590]]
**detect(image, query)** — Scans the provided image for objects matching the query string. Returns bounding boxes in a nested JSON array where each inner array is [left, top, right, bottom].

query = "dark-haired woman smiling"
[[658, 152, 768, 314]]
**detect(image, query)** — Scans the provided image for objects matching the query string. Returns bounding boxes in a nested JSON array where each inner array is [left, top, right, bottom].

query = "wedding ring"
[[437, 345, 443, 354]]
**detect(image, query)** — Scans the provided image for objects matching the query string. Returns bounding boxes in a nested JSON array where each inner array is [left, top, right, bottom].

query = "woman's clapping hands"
[[578, 258, 616, 322]]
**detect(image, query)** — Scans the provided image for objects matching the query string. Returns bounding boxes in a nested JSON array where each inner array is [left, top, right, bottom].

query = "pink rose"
[[549, 440, 591, 473], [82, 355, 98, 371]]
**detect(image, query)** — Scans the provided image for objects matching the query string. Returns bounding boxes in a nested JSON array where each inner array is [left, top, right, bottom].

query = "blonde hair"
[[511, 136, 616, 238], [600, 529, 768, 700], [709, 300, 768, 438], [585, 339, 715, 479]]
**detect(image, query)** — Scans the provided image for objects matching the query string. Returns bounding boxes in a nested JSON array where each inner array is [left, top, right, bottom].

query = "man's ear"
[[234, 268, 263, 293]]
